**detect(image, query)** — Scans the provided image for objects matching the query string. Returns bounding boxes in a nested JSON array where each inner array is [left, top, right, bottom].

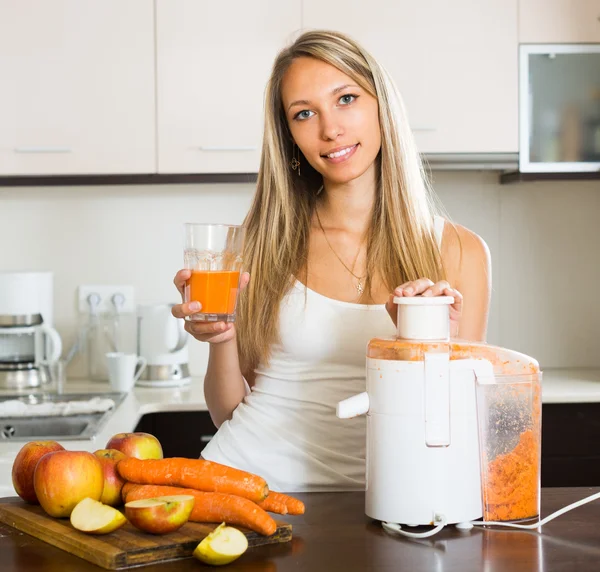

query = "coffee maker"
[[136, 304, 190, 387], [0, 271, 62, 389]]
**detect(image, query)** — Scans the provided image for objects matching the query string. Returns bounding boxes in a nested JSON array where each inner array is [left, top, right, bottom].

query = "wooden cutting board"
[[0, 497, 291, 570]]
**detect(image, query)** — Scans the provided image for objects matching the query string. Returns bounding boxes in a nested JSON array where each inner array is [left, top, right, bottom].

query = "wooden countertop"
[[2, 488, 600, 571]]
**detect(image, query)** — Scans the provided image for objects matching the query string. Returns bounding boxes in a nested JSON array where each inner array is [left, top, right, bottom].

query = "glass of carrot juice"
[[183, 223, 245, 322]]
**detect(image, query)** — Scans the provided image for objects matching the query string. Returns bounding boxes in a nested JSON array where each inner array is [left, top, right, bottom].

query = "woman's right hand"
[[171, 269, 250, 344]]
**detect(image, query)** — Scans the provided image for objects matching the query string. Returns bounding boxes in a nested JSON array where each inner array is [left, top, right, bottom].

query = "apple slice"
[[193, 522, 249, 566], [70, 497, 127, 534], [124, 495, 194, 535]]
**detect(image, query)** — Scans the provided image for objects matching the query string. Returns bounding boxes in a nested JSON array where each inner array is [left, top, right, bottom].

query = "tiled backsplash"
[[0, 172, 598, 378]]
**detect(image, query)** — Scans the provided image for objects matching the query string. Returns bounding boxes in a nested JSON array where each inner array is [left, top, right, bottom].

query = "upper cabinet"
[[303, 0, 519, 154], [6, 1, 598, 178], [519, 44, 600, 173], [0, 1, 155, 176], [519, 0, 600, 43], [156, 0, 301, 174]]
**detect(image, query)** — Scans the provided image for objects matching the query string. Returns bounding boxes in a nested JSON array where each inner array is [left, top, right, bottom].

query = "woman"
[[171, 30, 491, 492]]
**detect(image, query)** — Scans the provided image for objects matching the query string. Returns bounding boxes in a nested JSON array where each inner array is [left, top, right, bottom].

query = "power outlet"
[[78, 285, 136, 314]]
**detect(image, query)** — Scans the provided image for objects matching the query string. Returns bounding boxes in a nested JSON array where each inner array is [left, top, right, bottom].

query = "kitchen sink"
[[0, 392, 126, 441]]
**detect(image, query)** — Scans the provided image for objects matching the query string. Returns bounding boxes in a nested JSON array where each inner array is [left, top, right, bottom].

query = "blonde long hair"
[[237, 30, 445, 372]]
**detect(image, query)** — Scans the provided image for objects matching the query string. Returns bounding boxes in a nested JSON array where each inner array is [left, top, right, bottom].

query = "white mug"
[[105, 352, 147, 392]]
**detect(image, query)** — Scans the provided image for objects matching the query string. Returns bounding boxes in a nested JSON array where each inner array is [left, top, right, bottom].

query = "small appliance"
[[0, 271, 62, 389], [136, 303, 190, 387], [337, 296, 542, 532]]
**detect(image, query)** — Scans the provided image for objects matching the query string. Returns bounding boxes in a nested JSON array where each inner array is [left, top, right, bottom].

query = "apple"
[[105, 432, 163, 460], [124, 495, 194, 534], [34, 450, 104, 518], [93, 449, 127, 507], [193, 522, 248, 566], [70, 497, 127, 534], [11, 441, 65, 504]]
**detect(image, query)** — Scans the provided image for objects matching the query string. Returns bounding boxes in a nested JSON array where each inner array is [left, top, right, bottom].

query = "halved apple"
[[193, 522, 248, 566], [70, 497, 127, 534], [124, 495, 194, 535]]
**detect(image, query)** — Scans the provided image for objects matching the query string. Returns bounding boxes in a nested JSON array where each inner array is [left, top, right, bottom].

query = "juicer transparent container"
[[476, 371, 542, 522]]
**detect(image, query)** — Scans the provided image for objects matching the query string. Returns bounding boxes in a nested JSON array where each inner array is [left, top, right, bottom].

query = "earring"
[[289, 144, 301, 176]]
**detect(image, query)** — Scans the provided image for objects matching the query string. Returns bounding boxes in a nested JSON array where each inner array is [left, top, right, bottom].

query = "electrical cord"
[[383, 514, 447, 539], [63, 292, 101, 365], [109, 292, 125, 353], [382, 490, 600, 540], [470, 490, 600, 530]]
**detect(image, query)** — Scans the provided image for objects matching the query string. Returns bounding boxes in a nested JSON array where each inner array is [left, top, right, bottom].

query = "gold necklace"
[[315, 207, 366, 296]]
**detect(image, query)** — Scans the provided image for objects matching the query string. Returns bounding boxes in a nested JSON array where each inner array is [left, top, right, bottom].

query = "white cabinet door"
[[520, 0, 600, 43], [156, 0, 301, 173], [303, 1, 518, 154], [0, 1, 155, 176]]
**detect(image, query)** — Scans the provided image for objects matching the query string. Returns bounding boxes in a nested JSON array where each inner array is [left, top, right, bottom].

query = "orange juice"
[[187, 270, 240, 315]]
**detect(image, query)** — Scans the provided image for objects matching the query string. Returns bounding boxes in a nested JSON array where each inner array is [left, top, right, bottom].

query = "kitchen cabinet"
[[134, 411, 217, 458], [156, 0, 301, 174], [0, 0, 155, 176], [303, 0, 518, 154], [518, 44, 600, 173], [519, 0, 600, 43], [541, 403, 600, 487]]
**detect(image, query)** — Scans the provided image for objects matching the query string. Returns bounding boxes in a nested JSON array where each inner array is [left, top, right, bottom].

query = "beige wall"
[[0, 171, 598, 378], [433, 171, 599, 368]]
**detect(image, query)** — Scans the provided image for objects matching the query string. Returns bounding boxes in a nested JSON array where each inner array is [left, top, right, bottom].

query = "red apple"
[[34, 450, 104, 518], [105, 432, 163, 460], [124, 495, 195, 534], [93, 449, 127, 507], [11, 441, 65, 504]]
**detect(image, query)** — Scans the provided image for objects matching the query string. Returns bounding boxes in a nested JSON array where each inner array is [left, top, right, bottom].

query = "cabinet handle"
[[200, 435, 213, 443], [196, 146, 256, 152], [14, 147, 72, 154]]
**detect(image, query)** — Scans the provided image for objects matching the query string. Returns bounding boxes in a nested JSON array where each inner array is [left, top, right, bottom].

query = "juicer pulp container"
[[476, 372, 542, 522]]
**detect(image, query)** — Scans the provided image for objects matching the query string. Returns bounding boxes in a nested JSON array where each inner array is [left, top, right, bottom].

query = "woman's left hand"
[[385, 278, 463, 337]]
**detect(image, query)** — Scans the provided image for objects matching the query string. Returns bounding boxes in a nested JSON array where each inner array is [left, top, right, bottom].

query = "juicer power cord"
[[382, 490, 600, 539]]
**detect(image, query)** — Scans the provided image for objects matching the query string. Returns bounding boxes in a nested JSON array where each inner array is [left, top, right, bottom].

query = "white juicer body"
[[364, 357, 483, 525]]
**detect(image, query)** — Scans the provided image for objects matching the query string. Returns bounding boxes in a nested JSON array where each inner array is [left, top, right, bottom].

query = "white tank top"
[[201, 216, 446, 492]]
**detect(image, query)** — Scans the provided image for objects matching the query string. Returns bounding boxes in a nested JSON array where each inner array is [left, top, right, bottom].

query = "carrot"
[[122, 483, 277, 536], [117, 457, 268, 502], [257, 491, 305, 516]]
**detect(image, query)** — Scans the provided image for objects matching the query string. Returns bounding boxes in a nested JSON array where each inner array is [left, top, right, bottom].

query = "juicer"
[[337, 296, 542, 529]]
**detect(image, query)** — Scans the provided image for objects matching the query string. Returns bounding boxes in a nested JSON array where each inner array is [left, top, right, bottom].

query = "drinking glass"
[[183, 223, 245, 322], [46, 358, 67, 395]]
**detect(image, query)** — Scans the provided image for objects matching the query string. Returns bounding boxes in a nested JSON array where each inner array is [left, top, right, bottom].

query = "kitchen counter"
[[539, 367, 600, 403], [2, 489, 600, 571], [0, 367, 599, 497]]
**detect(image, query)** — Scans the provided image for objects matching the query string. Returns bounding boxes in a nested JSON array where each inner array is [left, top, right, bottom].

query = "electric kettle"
[[337, 296, 542, 529], [136, 304, 191, 387]]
